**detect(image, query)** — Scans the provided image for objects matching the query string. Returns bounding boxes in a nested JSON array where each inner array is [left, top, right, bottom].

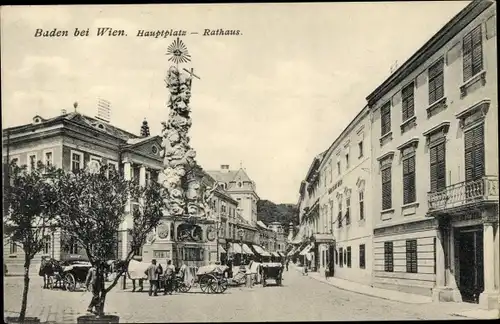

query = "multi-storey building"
[[207, 165, 276, 262], [3, 110, 163, 270], [366, 0, 498, 309], [207, 165, 260, 226], [294, 151, 327, 269], [313, 105, 373, 285]]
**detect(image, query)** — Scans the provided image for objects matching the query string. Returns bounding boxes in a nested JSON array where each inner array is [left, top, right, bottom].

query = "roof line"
[[366, 0, 493, 105]]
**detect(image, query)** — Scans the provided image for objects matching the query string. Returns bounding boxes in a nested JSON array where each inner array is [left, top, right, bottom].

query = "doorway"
[[328, 244, 335, 277], [457, 226, 484, 303]]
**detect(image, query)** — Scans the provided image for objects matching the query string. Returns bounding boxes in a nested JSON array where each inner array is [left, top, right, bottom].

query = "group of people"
[[129, 259, 185, 297]]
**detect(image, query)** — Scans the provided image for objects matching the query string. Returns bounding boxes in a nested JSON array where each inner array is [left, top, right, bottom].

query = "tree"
[[53, 165, 167, 317], [3, 161, 60, 322]]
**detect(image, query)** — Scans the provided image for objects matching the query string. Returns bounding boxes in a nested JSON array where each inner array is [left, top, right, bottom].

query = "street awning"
[[229, 243, 242, 254], [242, 243, 254, 255], [299, 243, 313, 256], [287, 247, 297, 256], [219, 244, 226, 253], [252, 245, 271, 257]]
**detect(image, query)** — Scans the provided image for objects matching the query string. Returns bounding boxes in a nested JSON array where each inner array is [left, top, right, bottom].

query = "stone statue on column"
[[159, 60, 217, 220]]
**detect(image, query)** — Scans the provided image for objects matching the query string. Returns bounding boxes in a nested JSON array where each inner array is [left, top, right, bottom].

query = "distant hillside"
[[257, 199, 299, 229]]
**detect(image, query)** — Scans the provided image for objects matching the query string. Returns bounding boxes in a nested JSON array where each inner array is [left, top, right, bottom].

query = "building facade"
[[3, 111, 163, 268], [207, 165, 260, 226], [315, 106, 373, 285], [366, 0, 498, 309]]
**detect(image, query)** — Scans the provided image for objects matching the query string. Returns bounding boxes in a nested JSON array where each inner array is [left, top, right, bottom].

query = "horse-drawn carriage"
[[260, 262, 283, 287], [176, 264, 229, 294], [45, 259, 92, 292]]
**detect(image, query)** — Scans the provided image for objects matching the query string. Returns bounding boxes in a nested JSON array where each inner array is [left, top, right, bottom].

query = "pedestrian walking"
[[144, 259, 159, 296], [285, 259, 289, 272], [85, 265, 102, 314]]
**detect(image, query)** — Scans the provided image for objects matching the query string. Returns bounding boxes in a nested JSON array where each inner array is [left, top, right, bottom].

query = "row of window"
[[383, 240, 418, 273], [381, 123, 485, 210], [335, 244, 366, 269], [319, 141, 365, 189], [313, 190, 365, 233], [10, 150, 54, 172], [380, 25, 484, 137]]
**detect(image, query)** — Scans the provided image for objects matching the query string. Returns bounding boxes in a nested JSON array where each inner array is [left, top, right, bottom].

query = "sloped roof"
[[4, 111, 140, 142], [206, 167, 255, 191]]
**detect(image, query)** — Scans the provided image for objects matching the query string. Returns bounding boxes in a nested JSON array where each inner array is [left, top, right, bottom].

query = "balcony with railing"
[[427, 176, 499, 215]]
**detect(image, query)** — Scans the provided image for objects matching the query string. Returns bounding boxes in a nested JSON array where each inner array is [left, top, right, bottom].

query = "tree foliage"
[[3, 161, 60, 321], [257, 199, 298, 229], [4, 161, 60, 258], [52, 165, 168, 316]]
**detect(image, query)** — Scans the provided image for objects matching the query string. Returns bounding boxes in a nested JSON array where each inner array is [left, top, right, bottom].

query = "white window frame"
[[43, 149, 54, 168], [70, 150, 84, 172], [107, 160, 119, 171], [27, 153, 37, 172], [90, 155, 102, 164]]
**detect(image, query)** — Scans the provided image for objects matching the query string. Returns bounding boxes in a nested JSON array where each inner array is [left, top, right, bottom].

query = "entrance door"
[[328, 244, 335, 277], [458, 227, 484, 303]]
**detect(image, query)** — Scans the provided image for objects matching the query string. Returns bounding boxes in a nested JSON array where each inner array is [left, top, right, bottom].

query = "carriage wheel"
[[199, 276, 210, 293], [64, 273, 76, 292], [209, 276, 225, 294], [217, 278, 228, 293]]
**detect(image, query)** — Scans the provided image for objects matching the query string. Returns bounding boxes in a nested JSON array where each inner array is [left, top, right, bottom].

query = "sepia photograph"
[[1, 1, 499, 323]]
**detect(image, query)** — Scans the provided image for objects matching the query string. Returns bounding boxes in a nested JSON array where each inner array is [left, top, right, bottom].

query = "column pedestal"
[[479, 221, 499, 310], [479, 291, 500, 310], [432, 287, 463, 303]]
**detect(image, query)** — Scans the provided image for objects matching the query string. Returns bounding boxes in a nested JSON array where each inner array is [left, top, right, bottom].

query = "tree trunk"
[[19, 257, 31, 322], [94, 269, 107, 317]]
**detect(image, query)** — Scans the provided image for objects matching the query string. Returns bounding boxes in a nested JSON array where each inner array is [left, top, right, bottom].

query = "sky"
[[1, 2, 470, 204]]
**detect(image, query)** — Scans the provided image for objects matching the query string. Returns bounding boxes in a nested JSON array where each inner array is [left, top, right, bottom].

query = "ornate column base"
[[479, 290, 500, 310], [431, 286, 463, 303]]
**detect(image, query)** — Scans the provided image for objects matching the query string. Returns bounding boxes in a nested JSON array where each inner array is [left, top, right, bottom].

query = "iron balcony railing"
[[428, 176, 499, 213]]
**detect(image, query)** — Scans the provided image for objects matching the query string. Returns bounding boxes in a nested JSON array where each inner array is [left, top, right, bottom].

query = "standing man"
[[226, 257, 233, 279], [144, 259, 159, 296], [86, 265, 98, 313], [285, 258, 289, 272]]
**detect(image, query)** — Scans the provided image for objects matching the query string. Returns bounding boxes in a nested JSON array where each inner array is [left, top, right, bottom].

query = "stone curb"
[[292, 266, 431, 305]]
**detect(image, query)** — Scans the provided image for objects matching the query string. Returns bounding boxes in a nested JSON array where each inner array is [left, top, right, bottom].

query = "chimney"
[[140, 118, 150, 137], [95, 98, 111, 123], [61, 109, 67, 115], [220, 165, 230, 173]]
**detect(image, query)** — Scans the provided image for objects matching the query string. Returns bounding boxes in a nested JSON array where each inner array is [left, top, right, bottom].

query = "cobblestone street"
[[4, 267, 482, 323]]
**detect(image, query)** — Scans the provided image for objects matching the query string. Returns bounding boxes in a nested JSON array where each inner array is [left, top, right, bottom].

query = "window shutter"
[[435, 74, 444, 100], [464, 128, 474, 149], [430, 145, 438, 192], [465, 151, 474, 181], [428, 79, 436, 104], [474, 125, 485, 178], [463, 32, 473, 81], [472, 25, 482, 75], [472, 43, 483, 74]]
